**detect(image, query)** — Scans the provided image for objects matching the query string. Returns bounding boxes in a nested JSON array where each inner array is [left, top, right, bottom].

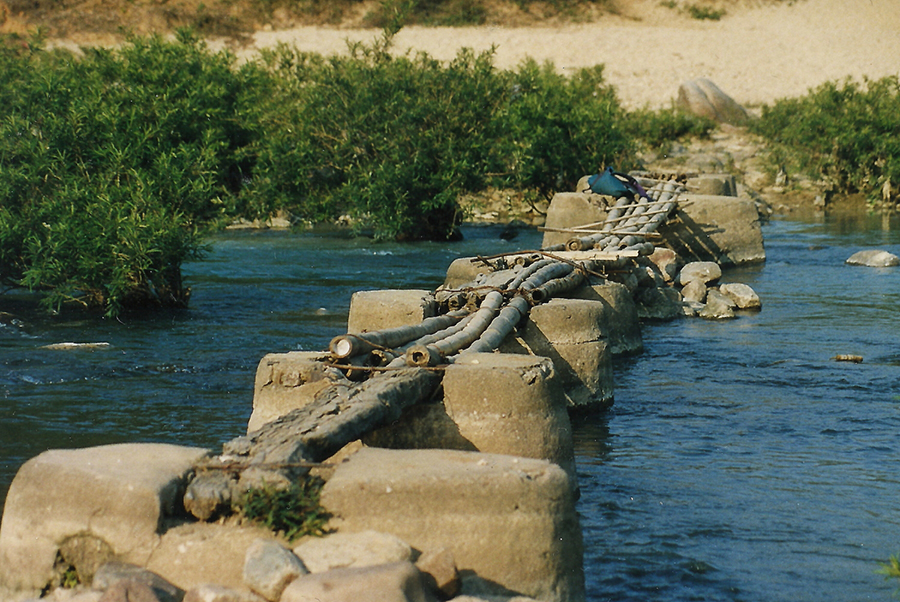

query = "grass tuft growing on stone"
[[234, 477, 331, 542]]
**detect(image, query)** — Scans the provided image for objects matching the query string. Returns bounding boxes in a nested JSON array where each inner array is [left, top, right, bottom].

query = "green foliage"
[[247, 34, 508, 240], [622, 105, 715, 150], [492, 60, 632, 199], [0, 30, 259, 314], [2, 19, 713, 314], [685, 4, 725, 20], [879, 554, 900, 597], [235, 477, 330, 541], [751, 76, 900, 203]]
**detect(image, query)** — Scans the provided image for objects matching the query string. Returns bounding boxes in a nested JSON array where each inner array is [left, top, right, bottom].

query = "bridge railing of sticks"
[[183, 176, 686, 519]]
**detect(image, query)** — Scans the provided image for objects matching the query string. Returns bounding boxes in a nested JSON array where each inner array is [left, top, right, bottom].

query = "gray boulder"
[[280, 561, 434, 602], [680, 279, 708, 304], [846, 250, 900, 267], [718, 283, 761, 309], [677, 78, 750, 126], [678, 261, 722, 286], [292, 531, 413, 574], [699, 289, 737, 320], [243, 539, 308, 601], [93, 563, 184, 602]]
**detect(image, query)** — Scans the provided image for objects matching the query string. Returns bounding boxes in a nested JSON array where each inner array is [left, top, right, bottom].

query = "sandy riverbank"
[[235, 0, 900, 109]]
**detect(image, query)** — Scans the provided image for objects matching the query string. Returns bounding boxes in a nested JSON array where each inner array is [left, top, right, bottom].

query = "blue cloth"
[[586, 167, 648, 199]]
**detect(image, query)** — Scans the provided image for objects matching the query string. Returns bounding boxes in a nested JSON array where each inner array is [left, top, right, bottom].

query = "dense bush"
[[0, 25, 710, 314], [492, 59, 632, 199], [0, 30, 258, 314], [246, 33, 507, 240], [751, 76, 900, 204]]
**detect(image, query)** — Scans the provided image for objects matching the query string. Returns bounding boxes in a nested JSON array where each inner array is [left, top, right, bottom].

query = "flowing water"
[[1, 215, 899, 600]]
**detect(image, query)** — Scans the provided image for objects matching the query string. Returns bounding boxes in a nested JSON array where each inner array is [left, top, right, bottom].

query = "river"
[[1, 215, 899, 601]]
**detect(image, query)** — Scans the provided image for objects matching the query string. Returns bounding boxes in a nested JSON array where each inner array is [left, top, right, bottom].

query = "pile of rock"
[[27, 532, 467, 602]]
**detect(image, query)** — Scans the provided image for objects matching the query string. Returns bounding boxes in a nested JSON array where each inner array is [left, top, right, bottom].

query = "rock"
[[646, 247, 682, 283], [415, 548, 460, 599], [0, 444, 208, 596], [98, 580, 164, 602], [292, 531, 413, 574], [145, 523, 287, 593], [677, 261, 722, 286], [845, 249, 900, 267], [687, 173, 737, 197], [280, 561, 433, 602], [718, 283, 761, 309], [676, 78, 750, 126], [699, 289, 737, 320], [243, 539, 308, 601], [680, 279, 707, 304], [319, 448, 583, 602], [93, 563, 184, 602], [635, 286, 683, 321], [183, 585, 265, 602]]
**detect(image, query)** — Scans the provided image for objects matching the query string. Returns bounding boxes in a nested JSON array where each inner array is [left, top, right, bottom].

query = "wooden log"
[[184, 367, 442, 520]]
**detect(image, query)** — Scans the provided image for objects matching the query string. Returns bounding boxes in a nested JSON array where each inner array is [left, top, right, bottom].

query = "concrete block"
[[687, 173, 737, 197], [362, 354, 575, 477], [249, 352, 334, 433], [540, 192, 608, 249], [0, 444, 208, 596], [503, 299, 615, 409], [347, 290, 437, 334], [442, 258, 494, 290], [568, 281, 643, 355], [442, 354, 575, 475], [320, 448, 584, 602], [280, 561, 433, 602], [144, 523, 286, 593], [659, 194, 765, 266]]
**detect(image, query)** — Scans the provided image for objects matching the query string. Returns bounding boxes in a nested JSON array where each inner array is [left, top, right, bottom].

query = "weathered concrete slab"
[[319, 447, 584, 602], [249, 351, 335, 433], [442, 258, 495, 290], [347, 290, 437, 334], [0, 444, 208, 596], [540, 192, 608, 249], [566, 281, 643, 356], [502, 299, 615, 409], [362, 353, 575, 478], [659, 194, 765, 266]]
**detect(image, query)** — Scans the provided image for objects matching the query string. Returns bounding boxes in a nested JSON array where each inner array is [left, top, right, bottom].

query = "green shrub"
[[491, 59, 632, 199], [235, 477, 330, 541], [246, 34, 508, 240], [751, 76, 900, 204], [0, 30, 259, 314], [622, 105, 715, 150]]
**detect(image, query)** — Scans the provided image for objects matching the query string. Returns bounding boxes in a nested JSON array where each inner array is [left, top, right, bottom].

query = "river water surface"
[[1, 215, 899, 601]]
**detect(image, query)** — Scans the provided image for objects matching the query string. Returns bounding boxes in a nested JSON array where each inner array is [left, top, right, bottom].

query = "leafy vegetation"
[[235, 477, 331, 541], [0, 19, 712, 315], [751, 76, 900, 205]]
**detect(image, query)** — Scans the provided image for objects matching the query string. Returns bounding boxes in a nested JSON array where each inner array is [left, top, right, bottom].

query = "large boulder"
[[0, 444, 208, 597], [319, 447, 584, 602], [677, 78, 750, 126], [845, 249, 900, 267]]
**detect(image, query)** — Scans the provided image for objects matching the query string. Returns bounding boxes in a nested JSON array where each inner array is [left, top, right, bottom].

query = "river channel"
[[1, 214, 899, 601]]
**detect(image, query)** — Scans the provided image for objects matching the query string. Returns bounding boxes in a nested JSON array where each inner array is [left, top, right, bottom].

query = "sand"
[[239, 0, 900, 109]]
